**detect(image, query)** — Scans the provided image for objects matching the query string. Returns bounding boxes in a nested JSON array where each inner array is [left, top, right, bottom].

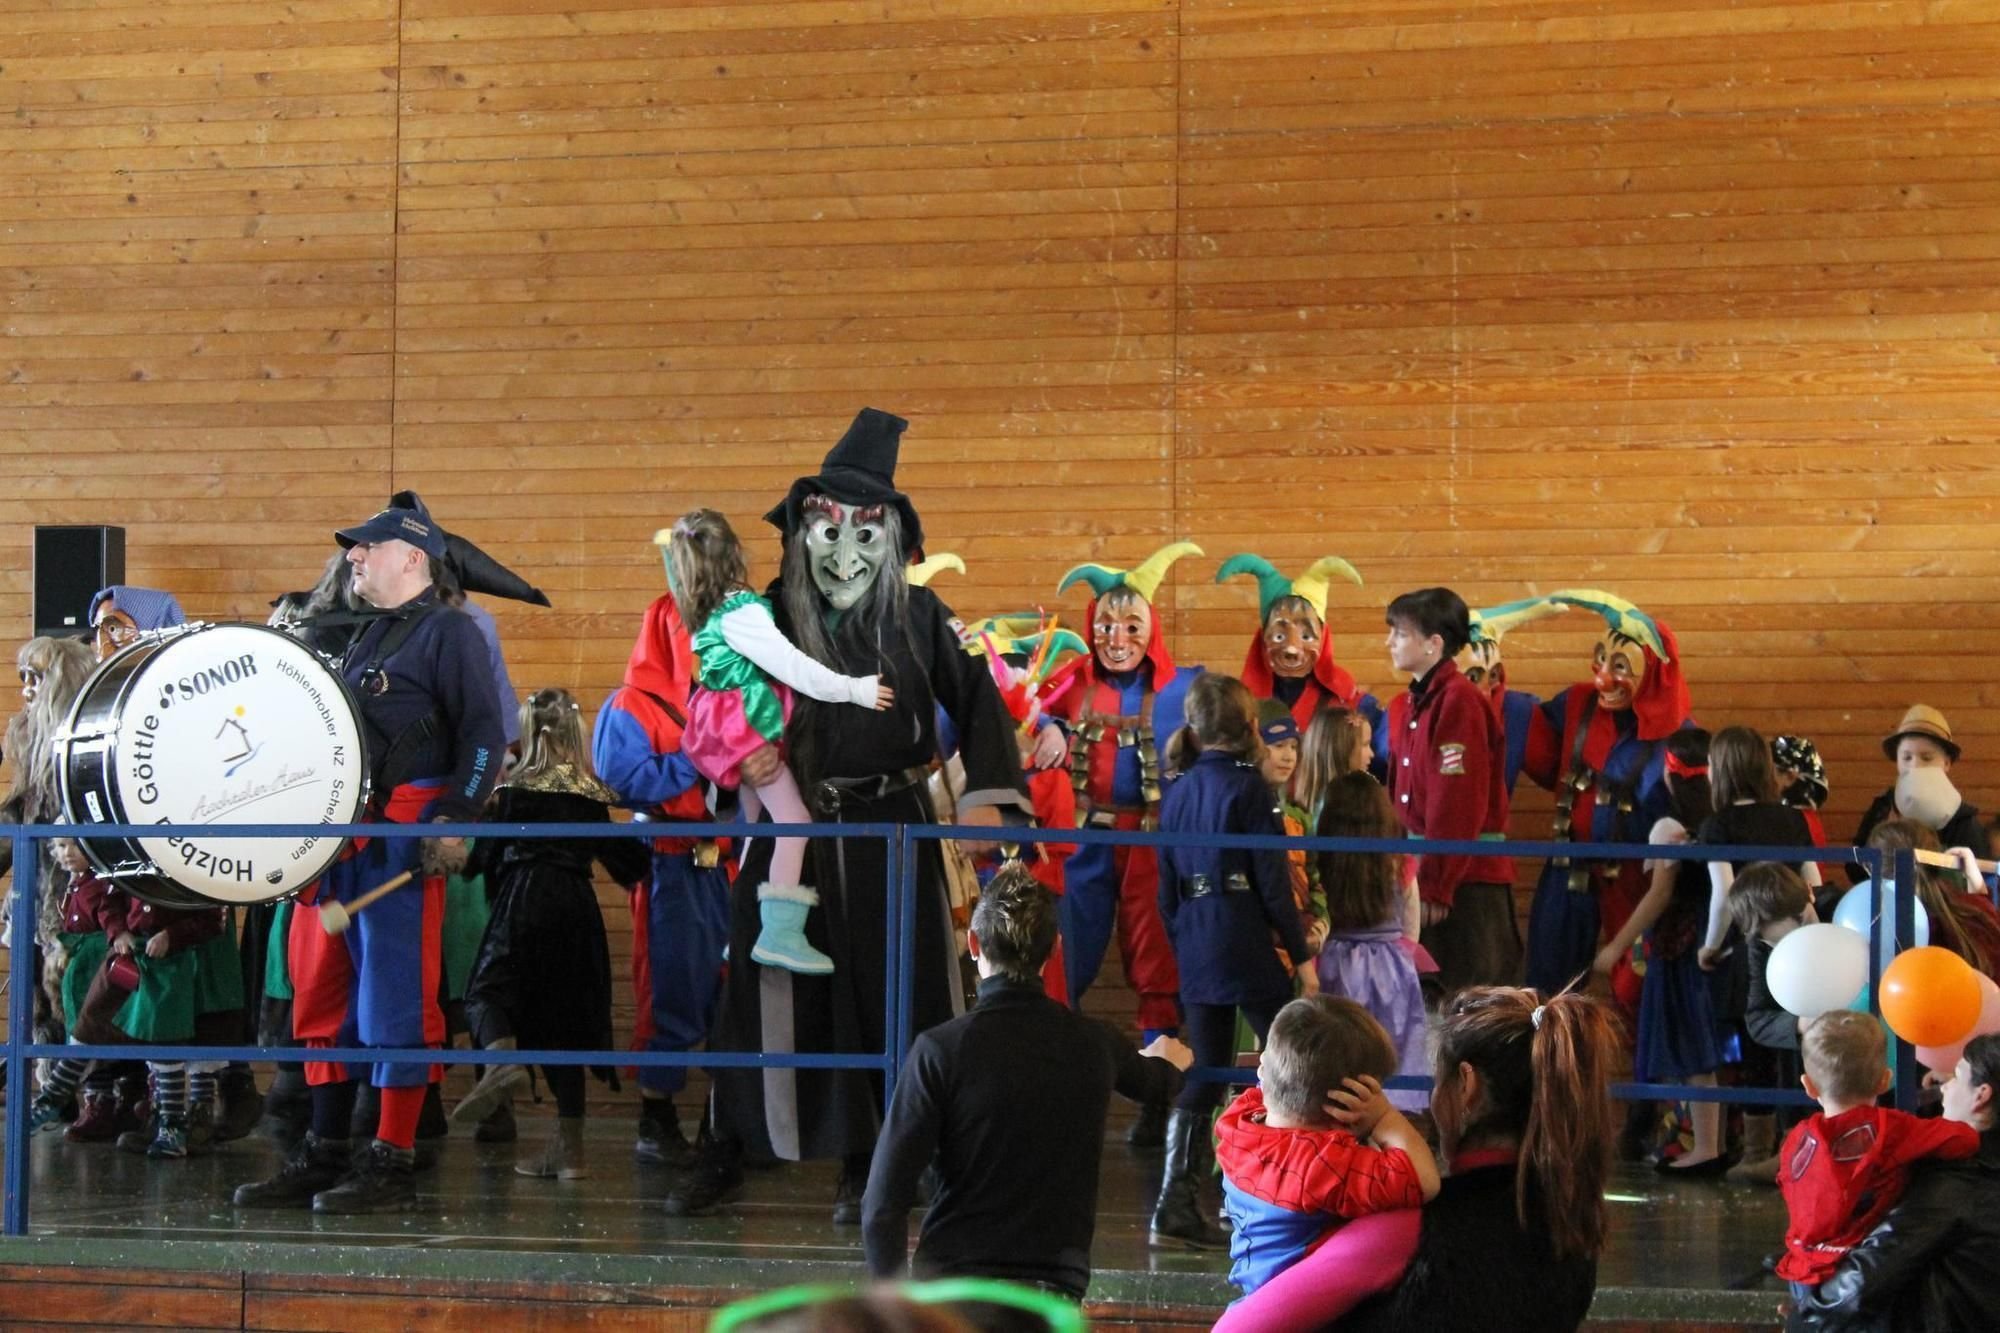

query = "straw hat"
[[1881, 704, 1960, 762]]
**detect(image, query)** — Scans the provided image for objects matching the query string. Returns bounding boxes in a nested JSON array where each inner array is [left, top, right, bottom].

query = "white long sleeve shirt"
[[719, 599, 879, 708]]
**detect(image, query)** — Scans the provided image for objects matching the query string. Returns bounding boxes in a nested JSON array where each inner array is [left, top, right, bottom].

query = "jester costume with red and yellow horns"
[[1520, 590, 1694, 1001], [1043, 541, 1203, 1035]]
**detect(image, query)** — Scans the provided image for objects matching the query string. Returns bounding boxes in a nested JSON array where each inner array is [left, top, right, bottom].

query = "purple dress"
[[1317, 922, 1429, 1110]]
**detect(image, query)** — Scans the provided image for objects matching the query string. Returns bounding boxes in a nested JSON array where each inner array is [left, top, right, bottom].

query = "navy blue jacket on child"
[[1158, 750, 1313, 1005]]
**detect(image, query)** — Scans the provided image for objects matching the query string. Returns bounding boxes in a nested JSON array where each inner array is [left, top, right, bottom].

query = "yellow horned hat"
[[1056, 541, 1204, 605], [1215, 553, 1363, 623], [906, 552, 965, 588]]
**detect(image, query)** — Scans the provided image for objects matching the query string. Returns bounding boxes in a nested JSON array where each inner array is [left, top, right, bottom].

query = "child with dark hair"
[[862, 862, 1190, 1301], [1725, 862, 1819, 1185], [1153, 674, 1314, 1250], [1594, 728, 1733, 1172], [1698, 725, 1823, 970], [1382, 587, 1516, 998], [1215, 996, 1440, 1298], [1315, 773, 1429, 1110], [1776, 1011, 1979, 1299]]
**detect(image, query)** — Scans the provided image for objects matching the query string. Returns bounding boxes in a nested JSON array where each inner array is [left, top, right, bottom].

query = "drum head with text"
[[91, 624, 366, 904]]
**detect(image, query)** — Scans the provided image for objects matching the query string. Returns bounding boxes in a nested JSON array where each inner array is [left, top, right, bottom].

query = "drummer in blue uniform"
[[232, 495, 505, 1215], [1147, 673, 1313, 1252]]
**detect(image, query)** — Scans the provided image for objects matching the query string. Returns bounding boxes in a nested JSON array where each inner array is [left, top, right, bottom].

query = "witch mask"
[[802, 493, 893, 611]]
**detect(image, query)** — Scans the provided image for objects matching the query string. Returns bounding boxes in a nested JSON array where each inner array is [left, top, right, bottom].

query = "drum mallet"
[[318, 870, 414, 936]]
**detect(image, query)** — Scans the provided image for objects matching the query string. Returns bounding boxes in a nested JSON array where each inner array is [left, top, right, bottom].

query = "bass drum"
[[58, 622, 370, 907]]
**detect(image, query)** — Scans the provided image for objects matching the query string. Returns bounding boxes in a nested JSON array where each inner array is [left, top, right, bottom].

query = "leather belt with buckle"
[[1184, 872, 1250, 900], [810, 765, 931, 815]]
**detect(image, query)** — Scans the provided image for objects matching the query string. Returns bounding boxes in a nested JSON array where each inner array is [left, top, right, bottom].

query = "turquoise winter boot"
[[751, 884, 835, 975]]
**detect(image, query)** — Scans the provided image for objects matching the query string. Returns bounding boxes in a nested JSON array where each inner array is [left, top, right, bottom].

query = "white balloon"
[[1768, 923, 1870, 1019]]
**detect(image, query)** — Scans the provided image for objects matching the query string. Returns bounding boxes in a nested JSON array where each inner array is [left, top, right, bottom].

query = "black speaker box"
[[34, 525, 124, 638]]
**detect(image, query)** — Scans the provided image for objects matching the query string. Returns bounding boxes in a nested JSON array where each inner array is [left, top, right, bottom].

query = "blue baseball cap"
[[1257, 699, 1299, 746], [335, 500, 445, 559]]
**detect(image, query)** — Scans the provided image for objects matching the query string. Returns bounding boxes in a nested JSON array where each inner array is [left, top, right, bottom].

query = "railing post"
[[896, 825, 918, 1071], [5, 829, 36, 1236], [881, 826, 902, 1107], [1891, 847, 1920, 1112]]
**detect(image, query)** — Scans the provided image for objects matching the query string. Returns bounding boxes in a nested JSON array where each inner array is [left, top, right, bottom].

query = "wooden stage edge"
[[0, 1237, 1782, 1331]]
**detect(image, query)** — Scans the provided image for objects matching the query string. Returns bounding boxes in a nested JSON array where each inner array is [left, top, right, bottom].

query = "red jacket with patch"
[[1386, 658, 1512, 908]]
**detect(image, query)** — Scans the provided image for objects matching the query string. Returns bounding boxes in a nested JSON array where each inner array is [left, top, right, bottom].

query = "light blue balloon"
[[1833, 879, 1930, 956]]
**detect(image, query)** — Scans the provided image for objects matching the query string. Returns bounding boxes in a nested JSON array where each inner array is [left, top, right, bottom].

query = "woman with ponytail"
[[1214, 986, 1620, 1332]]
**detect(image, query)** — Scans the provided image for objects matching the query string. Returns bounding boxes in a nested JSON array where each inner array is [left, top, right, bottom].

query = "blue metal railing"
[[0, 819, 1925, 1239], [2, 818, 910, 1237]]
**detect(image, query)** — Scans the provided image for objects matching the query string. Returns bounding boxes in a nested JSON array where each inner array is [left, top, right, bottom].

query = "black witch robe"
[[463, 784, 651, 1060], [709, 584, 1031, 1162]]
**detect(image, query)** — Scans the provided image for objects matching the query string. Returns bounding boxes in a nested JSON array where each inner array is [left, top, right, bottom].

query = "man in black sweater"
[[861, 862, 1192, 1300]]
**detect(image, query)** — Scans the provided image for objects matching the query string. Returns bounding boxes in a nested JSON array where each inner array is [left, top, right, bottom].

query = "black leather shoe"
[[1656, 1153, 1733, 1179], [314, 1140, 418, 1214], [233, 1134, 350, 1208], [661, 1141, 746, 1217]]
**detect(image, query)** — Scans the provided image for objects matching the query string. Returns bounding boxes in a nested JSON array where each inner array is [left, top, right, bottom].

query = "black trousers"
[[1420, 881, 1524, 1003], [1178, 998, 1285, 1114]]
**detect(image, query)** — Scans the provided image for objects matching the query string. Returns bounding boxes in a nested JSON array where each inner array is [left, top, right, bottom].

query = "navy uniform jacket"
[[1156, 750, 1312, 1006], [340, 589, 505, 822]]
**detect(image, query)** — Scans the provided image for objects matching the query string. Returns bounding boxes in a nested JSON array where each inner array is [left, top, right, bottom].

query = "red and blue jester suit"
[[591, 593, 733, 1103], [1044, 602, 1195, 1038], [1520, 617, 1693, 1004]]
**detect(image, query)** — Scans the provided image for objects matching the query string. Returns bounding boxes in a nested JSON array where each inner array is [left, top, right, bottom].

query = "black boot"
[[661, 1134, 746, 1217], [313, 1140, 418, 1214], [1126, 1096, 1168, 1150], [232, 1133, 351, 1208], [255, 1069, 311, 1148], [1149, 1109, 1226, 1250], [214, 1065, 263, 1143]]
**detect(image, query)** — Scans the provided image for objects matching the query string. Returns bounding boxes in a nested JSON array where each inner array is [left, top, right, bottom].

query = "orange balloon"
[[1879, 946, 1984, 1048]]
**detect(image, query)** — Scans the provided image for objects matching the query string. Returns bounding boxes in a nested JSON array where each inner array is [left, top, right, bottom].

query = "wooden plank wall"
[[6, 0, 2000, 1050]]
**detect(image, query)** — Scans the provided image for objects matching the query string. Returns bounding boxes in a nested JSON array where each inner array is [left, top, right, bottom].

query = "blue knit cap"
[[87, 585, 187, 633]]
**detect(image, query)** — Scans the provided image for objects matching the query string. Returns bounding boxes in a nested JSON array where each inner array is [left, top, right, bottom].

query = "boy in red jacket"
[[1383, 588, 1515, 999], [1777, 1010, 1978, 1296]]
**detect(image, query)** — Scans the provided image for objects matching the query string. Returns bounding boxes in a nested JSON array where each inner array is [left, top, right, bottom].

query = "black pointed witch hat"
[[389, 490, 552, 607], [763, 408, 924, 556]]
